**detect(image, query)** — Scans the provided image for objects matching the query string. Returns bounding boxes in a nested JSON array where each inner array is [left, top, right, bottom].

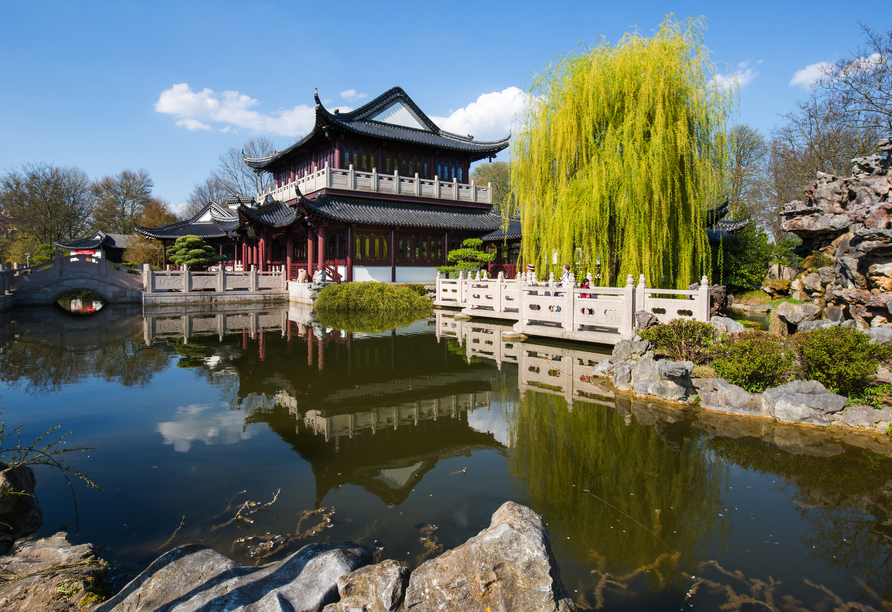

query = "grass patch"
[[734, 290, 771, 305]]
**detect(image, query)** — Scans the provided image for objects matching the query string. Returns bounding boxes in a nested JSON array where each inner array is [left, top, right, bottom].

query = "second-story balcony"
[[261, 162, 492, 206]]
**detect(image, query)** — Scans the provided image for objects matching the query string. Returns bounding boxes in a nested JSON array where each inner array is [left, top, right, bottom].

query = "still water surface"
[[1, 304, 890, 610]]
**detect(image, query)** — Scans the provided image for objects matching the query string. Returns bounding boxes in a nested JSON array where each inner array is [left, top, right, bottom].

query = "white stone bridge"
[[1, 253, 144, 307]]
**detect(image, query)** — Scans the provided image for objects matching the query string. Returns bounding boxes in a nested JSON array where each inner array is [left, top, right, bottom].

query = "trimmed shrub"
[[638, 318, 717, 364], [710, 331, 796, 393], [395, 283, 429, 297], [315, 282, 431, 315], [790, 326, 891, 397], [315, 309, 427, 333]]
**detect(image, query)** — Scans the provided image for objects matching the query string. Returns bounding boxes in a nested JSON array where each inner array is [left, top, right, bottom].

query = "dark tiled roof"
[[480, 219, 522, 241], [707, 216, 752, 243], [244, 86, 509, 171], [135, 200, 241, 240], [298, 194, 503, 231], [239, 197, 297, 228], [56, 231, 134, 250]]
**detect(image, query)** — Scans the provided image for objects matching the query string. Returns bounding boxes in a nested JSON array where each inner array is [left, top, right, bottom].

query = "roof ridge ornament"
[[314, 88, 321, 106]]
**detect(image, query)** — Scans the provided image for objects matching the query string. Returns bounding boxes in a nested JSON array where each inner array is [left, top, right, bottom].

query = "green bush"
[[395, 283, 429, 297], [791, 327, 891, 397], [315, 282, 432, 316], [638, 318, 717, 364], [710, 331, 796, 393]]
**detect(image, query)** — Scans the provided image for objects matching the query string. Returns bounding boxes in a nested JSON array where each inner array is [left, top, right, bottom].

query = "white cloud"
[[340, 89, 368, 102], [156, 403, 255, 452], [155, 83, 316, 137], [430, 87, 530, 141], [713, 60, 760, 91], [790, 62, 832, 88]]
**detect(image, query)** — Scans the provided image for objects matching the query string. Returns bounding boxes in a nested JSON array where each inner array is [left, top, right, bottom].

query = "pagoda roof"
[[55, 230, 134, 250], [244, 87, 510, 171], [238, 196, 297, 228], [480, 219, 522, 242], [295, 193, 504, 231], [135, 200, 243, 240]]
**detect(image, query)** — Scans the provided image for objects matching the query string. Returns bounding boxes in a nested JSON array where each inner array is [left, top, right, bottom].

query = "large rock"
[[591, 358, 618, 378], [775, 301, 821, 325], [611, 335, 653, 361], [697, 378, 767, 417], [841, 406, 892, 431], [613, 361, 634, 391], [403, 501, 574, 612], [632, 379, 686, 402], [780, 143, 892, 327], [0, 532, 109, 611], [710, 316, 745, 334], [762, 380, 847, 426], [631, 357, 659, 384], [97, 541, 371, 612], [0, 463, 43, 551], [324, 560, 409, 612]]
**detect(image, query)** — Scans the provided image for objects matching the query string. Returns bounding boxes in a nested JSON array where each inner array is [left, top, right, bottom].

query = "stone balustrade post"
[[635, 274, 646, 315], [183, 268, 190, 293], [452, 177, 458, 200], [250, 268, 258, 292], [325, 161, 331, 188], [415, 172, 420, 196], [142, 264, 153, 294], [698, 275, 710, 321], [623, 274, 637, 337], [217, 268, 225, 292], [371, 167, 378, 192]]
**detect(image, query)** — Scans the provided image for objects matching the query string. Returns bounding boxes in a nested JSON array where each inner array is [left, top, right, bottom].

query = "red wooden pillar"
[[286, 233, 293, 279], [391, 229, 396, 282], [161, 243, 167, 268], [307, 228, 314, 273], [317, 225, 325, 274], [259, 232, 267, 272], [346, 227, 353, 282], [241, 242, 247, 270]]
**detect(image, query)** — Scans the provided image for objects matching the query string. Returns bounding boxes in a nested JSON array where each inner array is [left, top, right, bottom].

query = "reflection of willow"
[[708, 436, 892, 603], [315, 309, 427, 334], [506, 391, 728, 591], [0, 330, 173, 393]]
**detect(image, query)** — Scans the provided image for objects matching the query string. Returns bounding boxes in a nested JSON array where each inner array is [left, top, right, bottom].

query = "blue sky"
[[1, 1, 887, 211]]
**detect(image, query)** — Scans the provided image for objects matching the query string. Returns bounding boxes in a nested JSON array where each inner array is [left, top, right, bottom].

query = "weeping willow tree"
[[509, 17, 735, 287]]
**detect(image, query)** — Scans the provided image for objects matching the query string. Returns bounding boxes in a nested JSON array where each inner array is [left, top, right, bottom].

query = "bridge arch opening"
[[53, 289, 109, 315]]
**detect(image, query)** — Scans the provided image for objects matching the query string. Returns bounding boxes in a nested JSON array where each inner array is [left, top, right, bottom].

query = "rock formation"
[[0, 463, 43, 552], [781, 138, 892, 328]]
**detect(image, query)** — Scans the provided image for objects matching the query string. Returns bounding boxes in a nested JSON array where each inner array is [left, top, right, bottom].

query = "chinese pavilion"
[[139, 86, 510, 282]]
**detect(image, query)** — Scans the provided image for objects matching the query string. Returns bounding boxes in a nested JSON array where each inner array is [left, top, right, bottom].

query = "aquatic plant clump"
[[509, 16, 734, 286], [315, 282, 432, 316]]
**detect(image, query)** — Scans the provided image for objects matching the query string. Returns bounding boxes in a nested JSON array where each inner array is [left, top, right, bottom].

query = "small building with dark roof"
[[55, 231, 135, 264]]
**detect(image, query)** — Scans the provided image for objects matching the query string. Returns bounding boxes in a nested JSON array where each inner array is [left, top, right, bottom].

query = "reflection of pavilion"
[[434, 311, 615, 411]]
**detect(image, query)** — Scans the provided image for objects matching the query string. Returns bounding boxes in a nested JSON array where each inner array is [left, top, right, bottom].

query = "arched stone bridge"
[[1, 253, 144, 307]]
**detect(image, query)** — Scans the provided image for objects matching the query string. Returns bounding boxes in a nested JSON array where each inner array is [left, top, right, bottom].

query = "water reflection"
[[1, 305, 891, 608], [55, 289, 107, 315]]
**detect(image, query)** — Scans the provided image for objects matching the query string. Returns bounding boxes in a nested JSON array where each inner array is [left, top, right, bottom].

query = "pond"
[[1, 304, 890, 610]]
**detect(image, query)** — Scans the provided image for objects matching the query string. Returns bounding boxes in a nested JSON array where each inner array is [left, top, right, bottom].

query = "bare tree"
[[0, 163, 94, 248], [726, 124, 768, 217], [818, 24, 892, 135], [184, 175, 231, 220], [126, 198, 179, 265], [92, 169, 154, 234], [214, 136, 275, 198]]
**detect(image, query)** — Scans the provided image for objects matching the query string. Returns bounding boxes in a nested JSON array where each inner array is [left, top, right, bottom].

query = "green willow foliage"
[[509, 17, 735, 287], [506, 390, 728, 583]]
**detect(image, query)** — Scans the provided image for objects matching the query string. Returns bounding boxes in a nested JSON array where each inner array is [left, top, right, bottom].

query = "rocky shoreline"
[[591, 329, 892, 433]]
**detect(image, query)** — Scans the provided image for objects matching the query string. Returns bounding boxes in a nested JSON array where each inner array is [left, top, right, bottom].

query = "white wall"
[[348, 266, 438, 283], [396, 267, 438, 283]]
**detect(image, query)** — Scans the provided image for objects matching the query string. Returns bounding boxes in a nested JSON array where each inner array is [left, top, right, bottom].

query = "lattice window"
[[354, 231, 390, 265], [435, 157, 463, 181], [342, 145, 377, 171], [397, 233, 444, 264]]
